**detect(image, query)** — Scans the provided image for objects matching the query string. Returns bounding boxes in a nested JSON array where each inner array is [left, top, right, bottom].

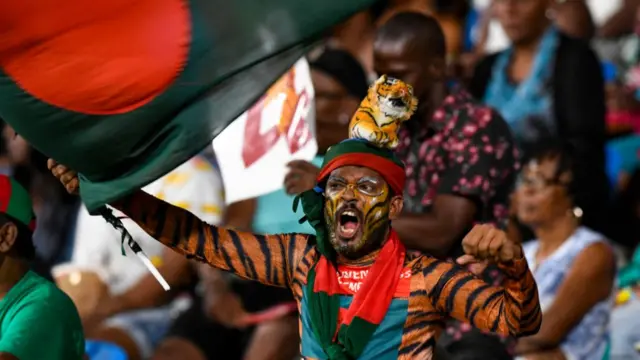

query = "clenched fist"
[[47, 159, 80, 195], [456, 224, 522, 269]]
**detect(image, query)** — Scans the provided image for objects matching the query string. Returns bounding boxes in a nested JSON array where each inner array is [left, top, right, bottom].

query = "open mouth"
[[336, 208, 361, 240], [389, 97, 406, 107]]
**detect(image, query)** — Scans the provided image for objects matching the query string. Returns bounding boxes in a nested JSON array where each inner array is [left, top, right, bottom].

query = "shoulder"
[[556, 32, 596, 55], [571, 227, 611, 251], [14, 274, 81, 323], [469, 52, 502, 99], [522, 240, 539, 262], [474, 52, 501, 75], [571, 228, 616, 273], [555, 33, 601, 70], [23, 275, 77, 309]]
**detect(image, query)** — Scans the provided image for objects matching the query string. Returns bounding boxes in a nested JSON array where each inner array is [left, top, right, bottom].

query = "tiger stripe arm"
[[111, 190, 312, 288], [423, 256, 541, 337]]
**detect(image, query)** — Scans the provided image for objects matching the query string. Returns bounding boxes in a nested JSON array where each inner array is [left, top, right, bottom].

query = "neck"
[[0, 156, 11, 170], [513, 41, 540, 62], [337, 249, 381, 266], [512, 25, 550, 61], [418, 82, 448, 127], [0, 257, 28, 299], [533, 215, 579, 257]]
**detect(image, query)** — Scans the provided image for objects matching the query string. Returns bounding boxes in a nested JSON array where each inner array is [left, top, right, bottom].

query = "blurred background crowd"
[[8, 0, 640, 359]]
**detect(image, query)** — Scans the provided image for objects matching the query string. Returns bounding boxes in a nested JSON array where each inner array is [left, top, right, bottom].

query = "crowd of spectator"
[[6, 0, 640, 359]]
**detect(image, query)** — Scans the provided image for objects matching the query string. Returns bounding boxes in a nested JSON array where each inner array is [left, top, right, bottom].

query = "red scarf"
[[309, 229, 406, 358]]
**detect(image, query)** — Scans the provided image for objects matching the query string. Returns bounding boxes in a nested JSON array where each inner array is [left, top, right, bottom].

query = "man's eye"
[[358, 183, 374, 193], [328, 182, 343, 190]]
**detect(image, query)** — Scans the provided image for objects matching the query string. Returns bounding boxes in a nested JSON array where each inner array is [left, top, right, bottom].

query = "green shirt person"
[[0, 176, 85, 360]]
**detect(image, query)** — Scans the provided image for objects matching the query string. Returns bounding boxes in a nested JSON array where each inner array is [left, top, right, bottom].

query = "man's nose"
[[341, 186, 357, 201]]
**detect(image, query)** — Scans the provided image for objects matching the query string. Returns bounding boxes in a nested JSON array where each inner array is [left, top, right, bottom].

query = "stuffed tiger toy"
[[348, 75, 418, 149]]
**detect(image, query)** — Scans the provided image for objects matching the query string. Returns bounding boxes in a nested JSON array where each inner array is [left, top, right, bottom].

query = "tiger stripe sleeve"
[[423, 256, 541, 338], [111, 190, 312, 288]]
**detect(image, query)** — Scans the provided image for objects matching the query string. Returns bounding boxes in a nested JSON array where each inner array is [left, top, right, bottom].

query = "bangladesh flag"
[[0, 0, 377, 212]]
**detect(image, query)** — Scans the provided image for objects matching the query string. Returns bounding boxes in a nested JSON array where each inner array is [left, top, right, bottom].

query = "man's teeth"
[[343, 210, 356, 217]]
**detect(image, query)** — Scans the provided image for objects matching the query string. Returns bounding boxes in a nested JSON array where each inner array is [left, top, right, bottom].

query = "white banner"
[[213, 58, 317, 204]]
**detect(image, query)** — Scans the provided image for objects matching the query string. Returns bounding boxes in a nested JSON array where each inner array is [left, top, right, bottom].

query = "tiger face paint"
[[324, 166, 392, 259]]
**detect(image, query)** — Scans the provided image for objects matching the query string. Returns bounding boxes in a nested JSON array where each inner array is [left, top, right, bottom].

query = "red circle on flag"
[[0, 0, 190, 115]]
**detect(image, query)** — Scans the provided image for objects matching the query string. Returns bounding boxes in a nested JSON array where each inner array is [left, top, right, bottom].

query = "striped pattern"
[[113, 191, 542, 359], [347, 75, 418, 150]]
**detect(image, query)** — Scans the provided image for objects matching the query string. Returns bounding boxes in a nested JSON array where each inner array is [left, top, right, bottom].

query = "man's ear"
[[389, 195, 404, 220], [0, 222, 17, 254]]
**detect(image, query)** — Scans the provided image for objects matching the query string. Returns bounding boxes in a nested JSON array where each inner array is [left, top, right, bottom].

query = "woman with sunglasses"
[[512, 143, 616, 360]]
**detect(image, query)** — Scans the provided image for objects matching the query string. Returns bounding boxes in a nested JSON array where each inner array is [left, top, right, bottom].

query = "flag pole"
[[96, 205, 171, 291]]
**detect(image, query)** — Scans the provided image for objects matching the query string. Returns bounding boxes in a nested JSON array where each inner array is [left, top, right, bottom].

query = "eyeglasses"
[[516, 173, 566, 192], [325, 177, 385, 197]]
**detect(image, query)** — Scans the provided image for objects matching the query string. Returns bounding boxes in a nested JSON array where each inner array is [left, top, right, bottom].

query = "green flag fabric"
[[0, 0, 378, 212]]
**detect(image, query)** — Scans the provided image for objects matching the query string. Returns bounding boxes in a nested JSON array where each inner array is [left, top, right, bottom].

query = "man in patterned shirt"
[[374, 11, 519, 261], [49, 136, 539, 360], [373, 12, 521, 359]]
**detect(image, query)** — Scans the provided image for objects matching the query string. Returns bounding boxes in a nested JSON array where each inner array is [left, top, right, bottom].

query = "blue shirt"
[[253, 156, 323, 235]]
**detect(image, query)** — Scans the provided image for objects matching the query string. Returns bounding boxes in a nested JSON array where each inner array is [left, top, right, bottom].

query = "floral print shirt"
[[395, 88, 520, 353], [395, 88, 519, 233]]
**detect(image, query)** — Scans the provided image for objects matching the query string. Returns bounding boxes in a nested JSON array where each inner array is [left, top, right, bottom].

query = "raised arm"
[[48, 159, 312, 289], [110, 189, 311, 288], [425, 224, 541, 337]]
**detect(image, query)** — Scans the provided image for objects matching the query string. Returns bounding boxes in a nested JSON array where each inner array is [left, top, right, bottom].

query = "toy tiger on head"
[[348, 75, 418, 149]]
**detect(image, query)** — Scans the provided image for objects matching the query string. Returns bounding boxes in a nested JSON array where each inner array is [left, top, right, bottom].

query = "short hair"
[[369, 0, 390, 23], [375, 12, 447, 59], [0, 213, 36, 260], [524, 141, 577, 201], [310, 47, 369, 99]]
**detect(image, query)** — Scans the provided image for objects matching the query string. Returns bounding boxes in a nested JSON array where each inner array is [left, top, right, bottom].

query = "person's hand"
[[284, 160, 319, 195], [47, 159, 79, 195], [456, 224, 522, 270]]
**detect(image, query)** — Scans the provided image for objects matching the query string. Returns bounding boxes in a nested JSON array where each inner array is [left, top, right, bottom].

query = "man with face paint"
[[49, 136, 541, 359]]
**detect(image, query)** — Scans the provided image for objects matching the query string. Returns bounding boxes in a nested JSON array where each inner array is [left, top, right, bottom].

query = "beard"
[[327, 217, 390, 259]]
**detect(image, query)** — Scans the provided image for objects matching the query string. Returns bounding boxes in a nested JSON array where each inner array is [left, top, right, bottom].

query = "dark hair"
[[0, 213, 35, 260], [310, 48, 369, 99], [609, 167, 640, 249], [369, 0, 390, 23], [433, 0, 470, 18], [375, 12, 447, 59], [524, 141, 577, 201]]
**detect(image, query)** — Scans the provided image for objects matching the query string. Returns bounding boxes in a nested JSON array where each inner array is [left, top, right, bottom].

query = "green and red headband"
[[314, 138, 406, 194]]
